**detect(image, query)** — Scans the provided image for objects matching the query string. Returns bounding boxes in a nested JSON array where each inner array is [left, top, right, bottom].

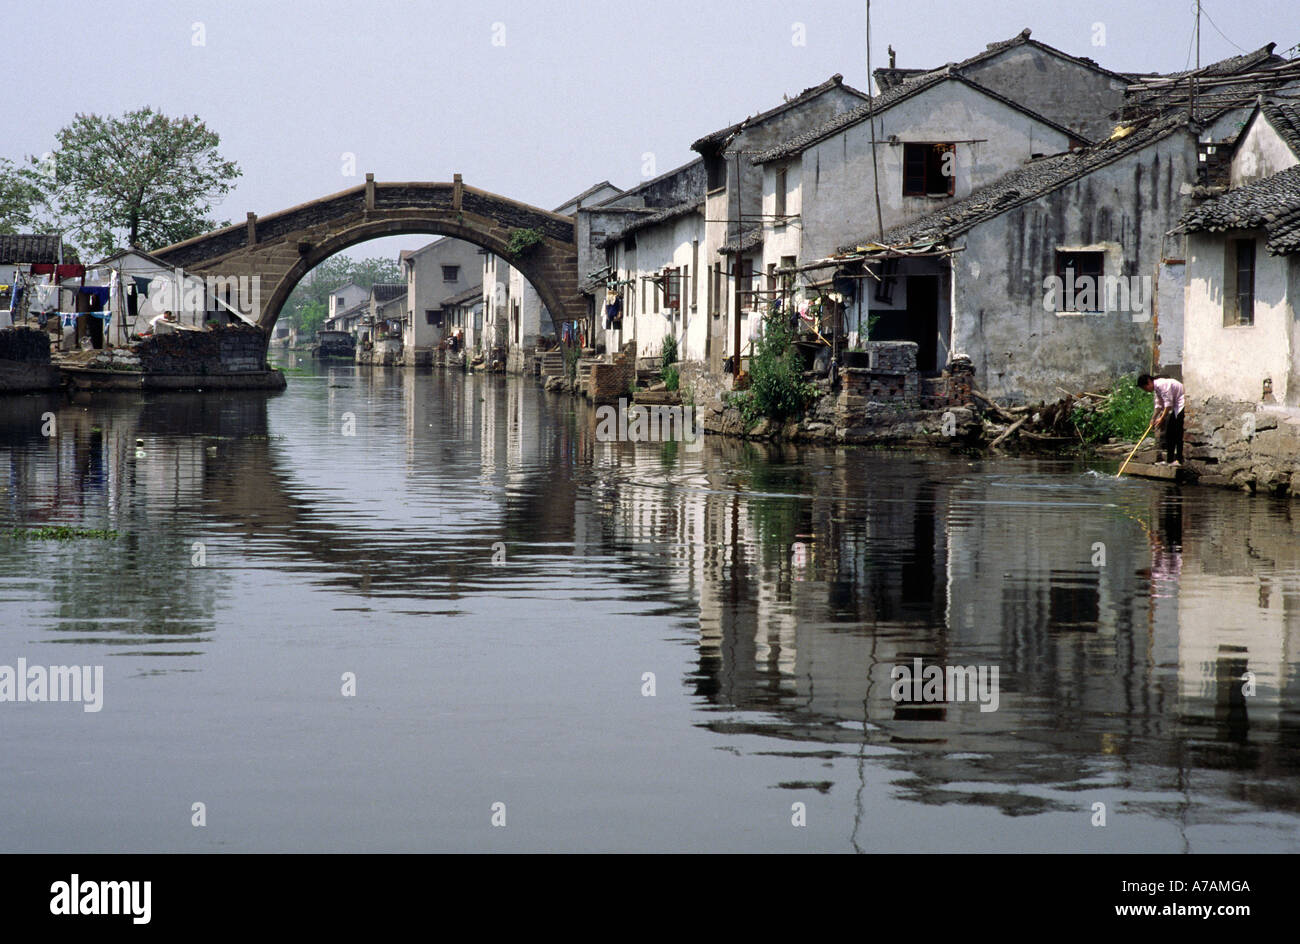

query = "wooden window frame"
[[903, 142, 956, 198]]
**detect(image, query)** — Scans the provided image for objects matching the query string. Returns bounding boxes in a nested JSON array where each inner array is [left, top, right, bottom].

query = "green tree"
[[282, 256, 402, 330], [0, 157, 46, 234], [40, 107, 241, 256]]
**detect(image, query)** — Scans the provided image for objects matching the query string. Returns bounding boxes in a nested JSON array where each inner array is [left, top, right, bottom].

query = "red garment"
[[26, 264, 84, 278]]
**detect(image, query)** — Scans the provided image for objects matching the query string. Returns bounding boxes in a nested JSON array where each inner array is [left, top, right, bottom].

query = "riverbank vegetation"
[[731, 309, 816, 429], [1071, 376, 1154, 444]]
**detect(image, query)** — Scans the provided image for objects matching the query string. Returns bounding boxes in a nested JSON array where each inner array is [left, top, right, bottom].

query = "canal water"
[[1, 357, 1298, 853]]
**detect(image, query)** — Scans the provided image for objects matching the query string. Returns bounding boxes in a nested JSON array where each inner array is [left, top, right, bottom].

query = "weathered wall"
[[1187, 399, 1300, 494], [611, 211, 706, 363], [950, 131, 1194, 401], [961, 43, 1127, 142], [798, 81, 1075, 262]]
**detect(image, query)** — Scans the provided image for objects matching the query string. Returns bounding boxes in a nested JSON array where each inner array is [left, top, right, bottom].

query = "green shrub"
[[661, 334, 678, 370], [663, 364, 680, 392], [563, 344, 580, 382], [1072, 375, 1154, 443], [734, 309, 816, 428], [507, 227, 546, 256]]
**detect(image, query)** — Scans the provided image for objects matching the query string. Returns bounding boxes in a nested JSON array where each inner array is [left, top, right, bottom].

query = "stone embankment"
[[0, 326, 60, 393], [1183, 399, 1300, 494]]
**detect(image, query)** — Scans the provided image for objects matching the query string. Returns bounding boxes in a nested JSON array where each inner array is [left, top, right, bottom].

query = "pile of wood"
[[970, 387, 1099, 452]]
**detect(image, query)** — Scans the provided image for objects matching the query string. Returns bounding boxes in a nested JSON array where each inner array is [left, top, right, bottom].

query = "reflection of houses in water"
[[1175, 495, 1300, 767]]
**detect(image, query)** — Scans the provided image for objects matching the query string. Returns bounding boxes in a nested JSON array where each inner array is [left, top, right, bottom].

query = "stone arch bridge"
[[152, 174, 582, 332]]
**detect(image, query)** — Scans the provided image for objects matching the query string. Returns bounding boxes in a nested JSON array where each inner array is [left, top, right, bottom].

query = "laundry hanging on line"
[[29, 264, 86, 279], [79, 286, 111, 304]]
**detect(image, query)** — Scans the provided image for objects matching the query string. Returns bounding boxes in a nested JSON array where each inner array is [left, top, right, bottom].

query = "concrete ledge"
[[0, 359, 61, 394], [61, 367, 287, 392]]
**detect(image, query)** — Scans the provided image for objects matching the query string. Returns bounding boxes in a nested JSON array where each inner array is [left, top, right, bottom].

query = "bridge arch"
[[152, 177, 583, 334]]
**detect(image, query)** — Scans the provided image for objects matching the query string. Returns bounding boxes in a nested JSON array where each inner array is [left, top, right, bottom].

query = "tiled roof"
[[871, 29, 1131, 94], [601, 197, 704, 248], [863, 111, 1192, 247], [0, 234, 66, 265], [442, 283, 484, 307], [554, 180, 622, 212], [1120, 45, 1295, 118], [754, 69, 1088, 164], [691, 74, 869, 153], [1177, 164, 1300, 255], [370, 282, 406, 302], [1261, 101, 1300, 158], [719, 228, 763, 255]]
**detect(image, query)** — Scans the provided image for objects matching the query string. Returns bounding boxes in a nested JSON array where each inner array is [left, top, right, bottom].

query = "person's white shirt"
[[1152, 377, 1185, 417]]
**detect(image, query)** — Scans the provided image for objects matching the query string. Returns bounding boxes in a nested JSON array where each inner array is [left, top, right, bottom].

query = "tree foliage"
[[38, 107, 241, 257], [0, 158, 46, 235], [282, 255, 402, 331]]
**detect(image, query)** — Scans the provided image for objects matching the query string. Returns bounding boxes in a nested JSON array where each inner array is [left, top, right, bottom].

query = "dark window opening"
[[1227, 238, 1255, 326], [705, 154, 726, 191], [1054, 250, 1105, 312], [441, 265, 460, 282], [903, 143, 955, 197]]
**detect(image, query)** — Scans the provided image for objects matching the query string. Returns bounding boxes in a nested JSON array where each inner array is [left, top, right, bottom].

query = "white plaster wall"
[[1230, 112, 1300, 187], [1184, 231, 1293, 403]]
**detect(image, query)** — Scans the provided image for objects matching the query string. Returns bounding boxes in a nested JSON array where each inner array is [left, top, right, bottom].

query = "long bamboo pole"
[[1117, 416, 1158, 478]]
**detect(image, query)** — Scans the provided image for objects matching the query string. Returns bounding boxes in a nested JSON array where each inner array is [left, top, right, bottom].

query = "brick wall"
[[589, 361, 633, 403]]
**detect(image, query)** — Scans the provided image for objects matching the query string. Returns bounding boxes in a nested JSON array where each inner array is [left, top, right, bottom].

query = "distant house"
[[693, 73, 871, 372], [441, 282, 483, 354], [578, 160, 705, 359], [399, 237, 483, 366], [328, 282, 368, 321], [1179, 102, 1300, 405]]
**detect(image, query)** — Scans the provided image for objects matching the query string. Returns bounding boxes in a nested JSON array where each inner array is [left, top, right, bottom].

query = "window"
[[1226, 238, 1256, 326], [1054, 250, 1104, 313], [706, 155, 726, 191], [903, 143, 955, 197], [780, 255, 797, 293], [441, 265, 460, 282], [664, 268, 681, 313], [691, 240, 700, 310], [336, 295, 346, 307], [737, 258, 755, 310], [425, 309, 439, 326], [774, 166, 788, 219]]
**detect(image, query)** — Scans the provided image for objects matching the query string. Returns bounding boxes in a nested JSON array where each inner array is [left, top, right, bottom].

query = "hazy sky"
[[6, 0, 1294, 263]]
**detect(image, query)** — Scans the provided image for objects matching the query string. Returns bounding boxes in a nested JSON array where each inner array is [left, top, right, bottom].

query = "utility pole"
[[1190, 0, 1201, 121], [867, 0, 884, 243], [732, 147, 743, 379]]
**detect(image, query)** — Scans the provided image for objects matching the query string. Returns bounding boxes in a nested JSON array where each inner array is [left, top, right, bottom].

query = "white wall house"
[[601, 201, 706, 364], [399, 237, 483, 366], [1180, 103, 1300, 405], [328, 282, 367, 320]]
